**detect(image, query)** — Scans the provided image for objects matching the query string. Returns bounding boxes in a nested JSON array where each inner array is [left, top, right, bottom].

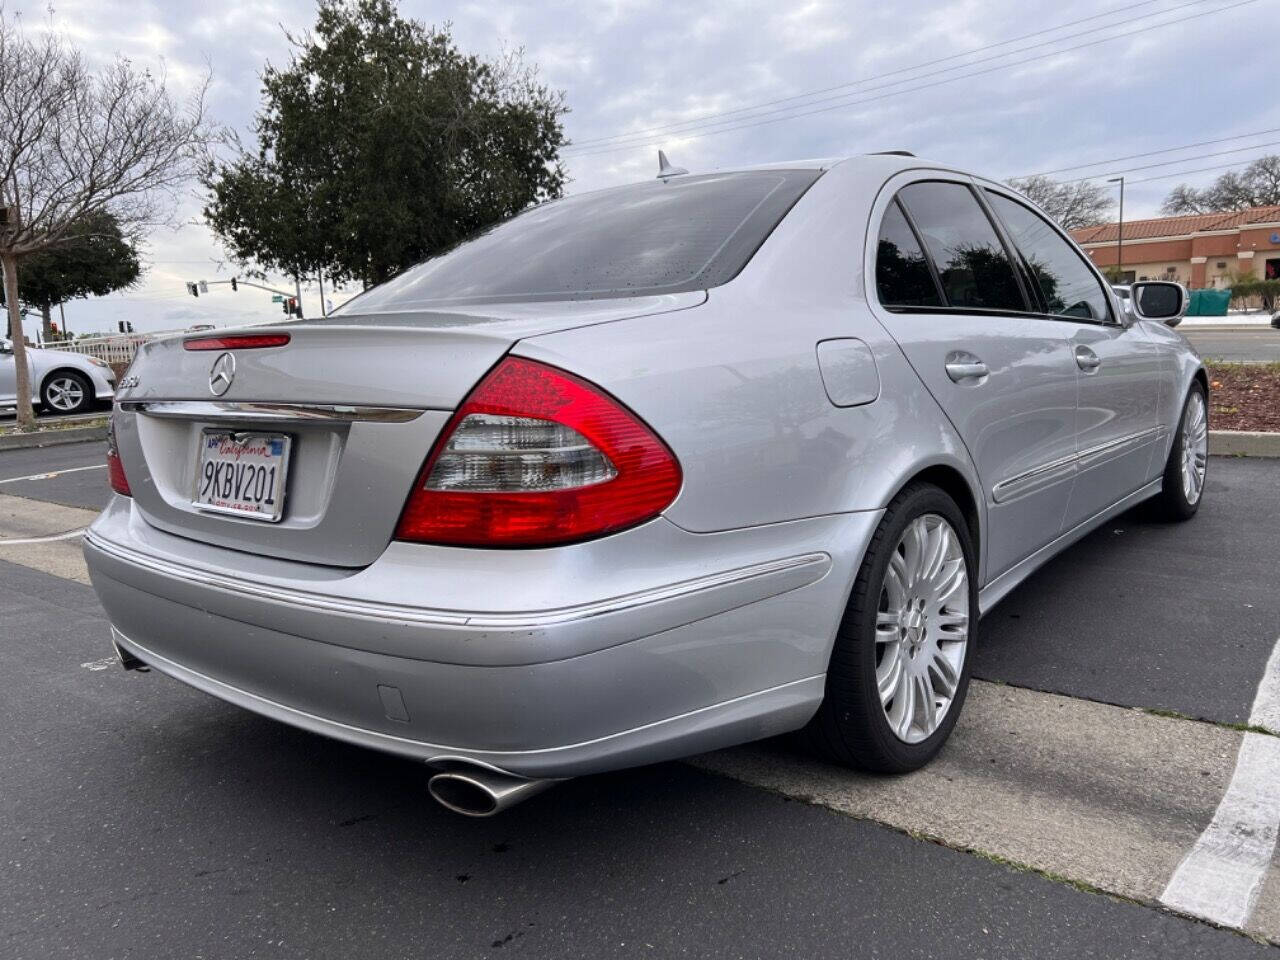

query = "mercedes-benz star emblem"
[[208, 352, 236, 397]]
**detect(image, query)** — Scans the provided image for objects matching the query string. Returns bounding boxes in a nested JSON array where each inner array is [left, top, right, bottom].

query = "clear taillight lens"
[[426, 414, 618, 492], [395, 357, 681, 547]]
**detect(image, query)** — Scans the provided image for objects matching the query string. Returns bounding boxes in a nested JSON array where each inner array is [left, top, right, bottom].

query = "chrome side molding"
[[992, 427, 1165, 504], [117, 400, 425, 423]]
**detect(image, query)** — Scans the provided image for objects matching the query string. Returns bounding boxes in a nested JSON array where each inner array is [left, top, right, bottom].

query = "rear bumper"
[[84, 500, 879, 778]]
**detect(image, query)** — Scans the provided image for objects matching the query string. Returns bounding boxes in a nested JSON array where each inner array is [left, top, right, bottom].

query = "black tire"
[[802, 482, 977, 773], [41, 369, 94, 415], [1152, 381, 1207, 522]]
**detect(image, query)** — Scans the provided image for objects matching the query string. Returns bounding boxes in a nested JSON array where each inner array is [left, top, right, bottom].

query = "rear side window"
[[897, 182, 1026, 312], [876, 201, 943, 307], [986, 191, 1111, 322], [333, 170, 821, 313]]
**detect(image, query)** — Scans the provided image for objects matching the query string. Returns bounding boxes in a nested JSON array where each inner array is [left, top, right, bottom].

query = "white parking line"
[[0, 528, 86, 545], [1160, 636, 1280, 928], [1249, 640, 1280, 736], [0, 464, 105, 484]]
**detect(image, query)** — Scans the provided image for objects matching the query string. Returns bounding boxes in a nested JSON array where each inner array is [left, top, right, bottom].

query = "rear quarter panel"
[[514, 158, 983, 543]]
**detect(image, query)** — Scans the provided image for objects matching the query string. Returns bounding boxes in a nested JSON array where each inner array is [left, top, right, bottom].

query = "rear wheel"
[[803, 483, 976, 773], [41, 370, 93, 415], [1153, 382, 1208, 521]]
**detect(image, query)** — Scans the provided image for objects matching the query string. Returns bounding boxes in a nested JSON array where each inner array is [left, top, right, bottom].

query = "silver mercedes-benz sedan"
[[84, 153, 1207, 816]]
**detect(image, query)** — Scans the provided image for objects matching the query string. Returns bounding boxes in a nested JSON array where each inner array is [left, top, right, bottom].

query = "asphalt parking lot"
[[3, 440, 1279, 958]]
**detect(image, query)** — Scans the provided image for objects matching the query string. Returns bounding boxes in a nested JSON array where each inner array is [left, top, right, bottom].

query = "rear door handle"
[[944, 353, 989, 382], [1075, 345, 1101, 371]]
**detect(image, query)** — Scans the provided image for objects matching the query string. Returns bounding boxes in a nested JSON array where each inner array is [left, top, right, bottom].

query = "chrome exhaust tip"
[[427, 767, 559, 817]]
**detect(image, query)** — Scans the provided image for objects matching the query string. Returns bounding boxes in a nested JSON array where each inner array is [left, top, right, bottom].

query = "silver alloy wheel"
[[1181, 390, 1208, 504], [875, 513, 970, 744], [45, 376, 86, 412]]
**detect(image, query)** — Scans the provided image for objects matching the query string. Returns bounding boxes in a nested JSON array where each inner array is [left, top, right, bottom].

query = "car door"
[[983, 189, 1161, 528], [0, 340, 17, 404], [868, 177, 1080, 583]]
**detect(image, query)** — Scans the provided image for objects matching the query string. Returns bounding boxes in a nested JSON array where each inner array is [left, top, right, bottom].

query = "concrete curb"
[[0, 423, 108, 451], [1210, 430, 1280, 458]]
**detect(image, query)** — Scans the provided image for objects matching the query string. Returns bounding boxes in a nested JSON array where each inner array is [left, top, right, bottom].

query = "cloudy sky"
[[12, 0, 1277, 335]]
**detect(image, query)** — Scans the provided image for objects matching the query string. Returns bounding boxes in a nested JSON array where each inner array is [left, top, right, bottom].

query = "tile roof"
[[1071, 205, 1280, 244]]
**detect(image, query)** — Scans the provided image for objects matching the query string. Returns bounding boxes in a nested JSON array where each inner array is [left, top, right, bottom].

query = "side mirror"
[[1129, 281, 1188, 326]]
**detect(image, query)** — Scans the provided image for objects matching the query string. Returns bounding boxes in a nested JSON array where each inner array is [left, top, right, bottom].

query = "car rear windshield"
[[333, 170, 822, 313]]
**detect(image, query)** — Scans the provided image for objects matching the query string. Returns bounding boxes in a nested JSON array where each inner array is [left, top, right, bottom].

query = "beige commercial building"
[[1070, 205, 1280, 288]]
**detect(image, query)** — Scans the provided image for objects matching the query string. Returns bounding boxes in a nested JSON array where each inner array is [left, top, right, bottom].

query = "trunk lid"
[[112, 293, 703, 567]]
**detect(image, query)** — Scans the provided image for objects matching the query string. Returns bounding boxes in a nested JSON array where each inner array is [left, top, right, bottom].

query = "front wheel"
[[1153, 382, 1208, 521], [41, 371, 93, 415], [803, 483, 976, 773]]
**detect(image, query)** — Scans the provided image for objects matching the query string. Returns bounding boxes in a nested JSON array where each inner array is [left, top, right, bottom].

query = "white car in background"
[[0, 338, 117, 415]]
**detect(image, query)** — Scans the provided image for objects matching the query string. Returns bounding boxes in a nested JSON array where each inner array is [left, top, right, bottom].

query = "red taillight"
[[106, 419, 131, 496], [184, 334, 291, 351], [395, 357, 682, 547]]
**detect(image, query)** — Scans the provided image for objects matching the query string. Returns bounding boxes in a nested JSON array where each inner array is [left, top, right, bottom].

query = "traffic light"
[[199, 280, 208, 294], [186, 282, 198, 298], [117, 321, 134, 333], [230, 277, 238, 291], [281, 298, 289, 314], [287, 297, 299, 317]]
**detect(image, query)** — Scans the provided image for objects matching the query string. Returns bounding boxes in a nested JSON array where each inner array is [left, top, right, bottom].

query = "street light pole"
[[1108, 176, 1125, 281]]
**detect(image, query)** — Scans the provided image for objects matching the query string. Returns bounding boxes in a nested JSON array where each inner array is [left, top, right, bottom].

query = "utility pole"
[[58, 301, 68, 339], [1108, 176, 1125, 281], [318, 271, 327, 317]]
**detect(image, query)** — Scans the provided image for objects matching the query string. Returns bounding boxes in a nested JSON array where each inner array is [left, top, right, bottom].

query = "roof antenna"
[[657, 150, 688, 180]]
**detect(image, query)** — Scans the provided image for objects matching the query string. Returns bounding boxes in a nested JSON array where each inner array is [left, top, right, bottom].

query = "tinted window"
[[897, 182, 1025, 312], [333, 171, 821, 313], [876, 201, 942, 307], [987, 192, 1110, 321]]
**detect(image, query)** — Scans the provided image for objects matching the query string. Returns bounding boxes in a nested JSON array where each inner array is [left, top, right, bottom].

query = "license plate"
[[193, 431, 291, 522]]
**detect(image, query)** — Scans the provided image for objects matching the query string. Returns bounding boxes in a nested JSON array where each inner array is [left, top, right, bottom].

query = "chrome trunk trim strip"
[[118, 400, 426, 423]]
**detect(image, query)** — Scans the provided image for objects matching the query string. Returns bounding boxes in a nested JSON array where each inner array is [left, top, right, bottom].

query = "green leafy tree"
[[1, 211, 142, 340], [204, 0, 568, 291], [1161, 156, 1280, 214]]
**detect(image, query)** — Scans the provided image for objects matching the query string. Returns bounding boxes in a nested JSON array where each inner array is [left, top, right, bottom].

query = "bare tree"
[[0, 11, 212, 428], [1004, 175, 1115, 230], [1161, 155, 1280, 215]]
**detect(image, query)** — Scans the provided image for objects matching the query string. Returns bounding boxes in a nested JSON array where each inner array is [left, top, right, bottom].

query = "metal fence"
[[39, 332, 167, 366]]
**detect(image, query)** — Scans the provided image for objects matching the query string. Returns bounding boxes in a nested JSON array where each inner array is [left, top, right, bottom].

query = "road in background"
[[1184, 326, 1280, 363]]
